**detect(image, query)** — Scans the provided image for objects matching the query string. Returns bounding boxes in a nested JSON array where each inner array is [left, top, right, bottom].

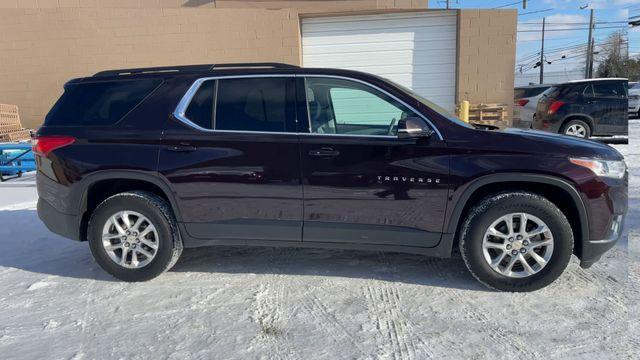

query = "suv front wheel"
[[459, 192, 573, 292], [87, 191, 183, 281]]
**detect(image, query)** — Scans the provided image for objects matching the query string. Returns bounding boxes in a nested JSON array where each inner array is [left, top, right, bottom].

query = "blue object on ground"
[[0, 143, 36, 180]]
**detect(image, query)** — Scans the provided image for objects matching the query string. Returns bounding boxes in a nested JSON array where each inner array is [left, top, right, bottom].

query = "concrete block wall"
[[0, 1, 429, 129], [457, 9, 517, 121], [0, 7, 301, 128]]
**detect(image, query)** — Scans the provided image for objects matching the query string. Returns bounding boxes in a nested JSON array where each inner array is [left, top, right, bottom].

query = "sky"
[[430, 0, 639, 83]]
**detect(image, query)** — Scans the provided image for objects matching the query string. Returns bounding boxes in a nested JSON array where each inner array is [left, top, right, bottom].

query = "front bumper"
[[578, 176, 627, 268], [579, 215, 625, 268]]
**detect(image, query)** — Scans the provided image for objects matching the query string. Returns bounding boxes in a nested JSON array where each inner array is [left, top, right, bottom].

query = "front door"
[[298, 76, 449, 248], [158, 76, 303, 242]]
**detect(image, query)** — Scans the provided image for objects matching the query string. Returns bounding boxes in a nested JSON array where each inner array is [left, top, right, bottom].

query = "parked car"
[[532, 78, 628, 138], [514, 84, 552, 127], [628, 82, 640, 118], [35, 63, 627, 292]]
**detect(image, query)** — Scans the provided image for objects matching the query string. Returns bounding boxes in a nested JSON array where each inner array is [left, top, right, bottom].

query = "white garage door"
[[302, 12, 458, 112]]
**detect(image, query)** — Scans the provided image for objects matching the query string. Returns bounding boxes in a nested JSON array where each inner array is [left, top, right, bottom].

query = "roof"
[[566, 78, 628, 83]]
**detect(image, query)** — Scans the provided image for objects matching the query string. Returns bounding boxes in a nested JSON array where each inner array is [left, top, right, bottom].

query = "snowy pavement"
[[0, 127, 637, 359]]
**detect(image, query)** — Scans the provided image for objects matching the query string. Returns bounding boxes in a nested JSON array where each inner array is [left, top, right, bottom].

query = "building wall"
[[457, 9, 517, 119], [0, 0, 428, 11], [0, 2, 520, 130], [0, 2, 428, 129]]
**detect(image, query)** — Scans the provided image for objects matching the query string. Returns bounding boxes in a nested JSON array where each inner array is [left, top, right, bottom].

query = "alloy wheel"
[[101, 210, 159, 269], [565, 124, 587, 138], [482, 212, 554, 278]]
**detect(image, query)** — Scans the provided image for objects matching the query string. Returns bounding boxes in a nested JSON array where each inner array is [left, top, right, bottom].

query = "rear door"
[[158, 76, 303, 242], [298, 76, 449, 248], [590, 81, 628, 135]]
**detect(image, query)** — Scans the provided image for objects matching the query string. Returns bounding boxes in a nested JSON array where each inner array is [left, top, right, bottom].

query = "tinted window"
[[45, 79, 161, 126], [593, 82, 626, 98], [215, 77, 292, 132], [185, 80, 215, 129], [515, 86, 550, 99], [305, 77, 418, 136]]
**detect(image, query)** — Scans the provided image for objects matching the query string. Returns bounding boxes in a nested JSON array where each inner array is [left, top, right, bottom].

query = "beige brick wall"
[[457, 9, 517, 121], [0, 1, 429, 129], [0, 7, 302, 128], [0, 0, 428, 11]]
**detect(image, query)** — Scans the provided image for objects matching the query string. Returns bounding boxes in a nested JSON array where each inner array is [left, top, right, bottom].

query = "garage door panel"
[[302, 12, 457, 112]]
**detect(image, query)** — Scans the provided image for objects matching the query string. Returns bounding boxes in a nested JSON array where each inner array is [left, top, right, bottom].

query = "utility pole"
[[539, 17, 545, 84], [446, 0, 450, 9], [585, 9, 594, 78], [523, 0, 527, 9]]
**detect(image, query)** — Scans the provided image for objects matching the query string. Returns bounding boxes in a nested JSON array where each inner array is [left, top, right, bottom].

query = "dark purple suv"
[[35, 63, 627, 291]]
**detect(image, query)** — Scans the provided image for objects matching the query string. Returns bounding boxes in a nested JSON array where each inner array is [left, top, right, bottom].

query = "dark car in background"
[[35, 63, 627, 292], [532, 78, 628, 138]]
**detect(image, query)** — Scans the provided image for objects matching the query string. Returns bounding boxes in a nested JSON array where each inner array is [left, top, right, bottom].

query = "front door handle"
[[308, 147, 340, 158], [168, 143, 197, 152]]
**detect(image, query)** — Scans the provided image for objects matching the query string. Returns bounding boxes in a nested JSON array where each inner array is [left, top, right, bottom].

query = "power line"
[[517, 25, 628, 32], [519, 8, 552, 16], [492, 0, 524, 9]]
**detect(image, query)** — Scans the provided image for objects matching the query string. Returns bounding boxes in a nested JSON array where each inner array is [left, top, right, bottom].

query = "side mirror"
[[397, 117, 434, 139]]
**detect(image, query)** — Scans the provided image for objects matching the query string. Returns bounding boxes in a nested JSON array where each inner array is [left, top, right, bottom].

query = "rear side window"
[[45, 79, 162, 126], [515, 87, 550, 99], [593, 82, 626, 99], [215, 77, 294, 133]]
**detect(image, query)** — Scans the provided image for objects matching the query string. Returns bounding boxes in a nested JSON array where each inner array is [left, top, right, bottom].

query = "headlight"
[[570, 158, 627, 179]]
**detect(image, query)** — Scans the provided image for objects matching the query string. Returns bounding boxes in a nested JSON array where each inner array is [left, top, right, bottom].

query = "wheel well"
[[562, 115, 593, 133], [79, 179, 172, 241], [453, 181, 583, 258]]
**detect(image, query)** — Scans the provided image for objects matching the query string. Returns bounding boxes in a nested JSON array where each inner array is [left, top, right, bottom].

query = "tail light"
[[547, 100, 566, 115], [516, 99, 529, 106], [32, 136, 76, 157]]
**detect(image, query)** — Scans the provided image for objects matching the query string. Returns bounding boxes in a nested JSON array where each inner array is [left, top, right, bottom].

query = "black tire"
[[87, 191, 183, 282], [560, 119, 591, 138], [459, 192, 573, 292]]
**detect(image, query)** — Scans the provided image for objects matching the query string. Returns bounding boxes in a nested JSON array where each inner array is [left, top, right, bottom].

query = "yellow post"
[[460, 100, 470, 123]]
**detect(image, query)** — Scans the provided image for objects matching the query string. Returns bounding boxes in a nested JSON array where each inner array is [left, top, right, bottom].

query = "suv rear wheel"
[[87, 191, 183, 281], [561, 119, 590, 138], [459, 192, 573, 292]]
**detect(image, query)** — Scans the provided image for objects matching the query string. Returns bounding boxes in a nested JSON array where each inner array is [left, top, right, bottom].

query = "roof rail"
[[212, 62, 299, 69], [93, 62, 299, 77], [94, 64, 215, 77]]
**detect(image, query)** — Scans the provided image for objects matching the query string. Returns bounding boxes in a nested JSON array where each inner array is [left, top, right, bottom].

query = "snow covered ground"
[[0, 126, 637, 359]]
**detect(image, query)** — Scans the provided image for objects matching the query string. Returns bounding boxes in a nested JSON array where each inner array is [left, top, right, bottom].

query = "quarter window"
[[304, 77, 419, 136]]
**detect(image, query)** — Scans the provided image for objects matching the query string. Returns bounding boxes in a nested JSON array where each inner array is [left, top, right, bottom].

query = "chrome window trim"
[[172, 73, 443, 140]]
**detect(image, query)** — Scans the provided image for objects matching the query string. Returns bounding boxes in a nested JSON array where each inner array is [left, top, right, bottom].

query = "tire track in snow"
[[361, 252, 435, 360], [421, 256, 540, 358]]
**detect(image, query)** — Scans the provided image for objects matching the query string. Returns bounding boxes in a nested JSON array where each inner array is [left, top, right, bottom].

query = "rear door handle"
[[308, 147, 340, 158], [168, 143, 197, 152]]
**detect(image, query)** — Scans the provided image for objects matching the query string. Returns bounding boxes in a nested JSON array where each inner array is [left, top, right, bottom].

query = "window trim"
[[173, 74, 443, 140]]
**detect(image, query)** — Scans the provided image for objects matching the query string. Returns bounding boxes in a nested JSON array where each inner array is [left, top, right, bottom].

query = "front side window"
[[215, 77, 293, 133], [304, 77, 419, 136]]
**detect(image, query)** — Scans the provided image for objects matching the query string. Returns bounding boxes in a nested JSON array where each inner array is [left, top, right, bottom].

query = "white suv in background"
[[514, 84, 552, 127], [629, 82, 639, 118]]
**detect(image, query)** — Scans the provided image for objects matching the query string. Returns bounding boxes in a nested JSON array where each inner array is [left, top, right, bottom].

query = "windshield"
[[390, 81, 474, 129], [632, 82, 640, 90]]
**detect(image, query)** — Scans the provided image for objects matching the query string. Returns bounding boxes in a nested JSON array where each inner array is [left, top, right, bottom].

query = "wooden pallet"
[[0, 129, 31, 142], [458, 102, 509, 128], [0, 104, 32, 142]]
